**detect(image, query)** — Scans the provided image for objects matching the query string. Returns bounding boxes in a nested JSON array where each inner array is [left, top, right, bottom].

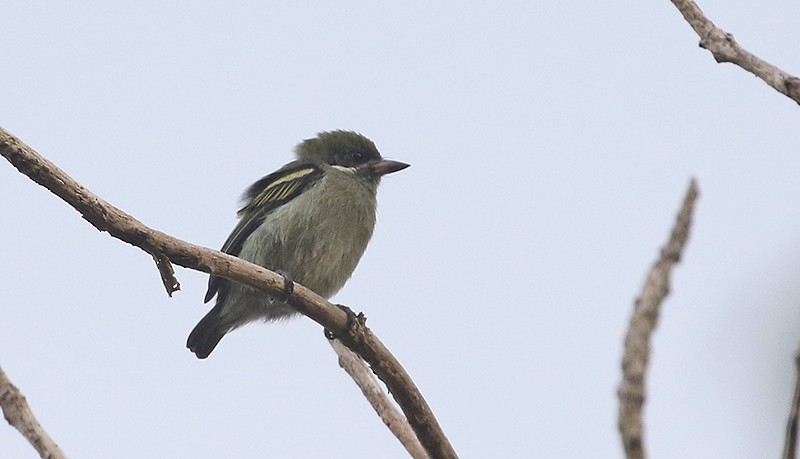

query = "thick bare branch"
[[0, 365, 68, 459], [329, 339, 430, 459], [0, 127, 457, 459], [618, 179, 699, 459], [669, 0, 800, 105], [783, 351, 800, 459]]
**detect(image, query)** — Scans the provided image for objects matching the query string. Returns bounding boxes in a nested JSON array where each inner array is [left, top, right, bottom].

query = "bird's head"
[[296, 130, 410, 181]]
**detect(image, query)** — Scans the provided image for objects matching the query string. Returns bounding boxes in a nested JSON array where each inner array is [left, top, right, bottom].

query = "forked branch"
[[0, 127, 456, 459]]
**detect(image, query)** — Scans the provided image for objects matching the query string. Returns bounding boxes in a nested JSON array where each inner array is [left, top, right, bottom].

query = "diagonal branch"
[[0, 127, 457, 459], [669, 0, 800, 105], [618, 178, 700, 459], [0, 365, 68, 459], [329, 339, 430, 459], [782, 350, 800, 459]]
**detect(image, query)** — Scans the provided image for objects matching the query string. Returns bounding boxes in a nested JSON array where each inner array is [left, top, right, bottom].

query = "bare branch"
[[0, 127, 457, 459], [329, 339, 430, 459], [152, 252, 180, 296], [0, 365, 68, 459], [618, 179, 700, 459], [669, 0, 800, 105], [783, 351, 800, 459]]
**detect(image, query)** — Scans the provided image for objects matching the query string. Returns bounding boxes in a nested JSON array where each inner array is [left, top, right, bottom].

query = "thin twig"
[[152, 252, 180, 296], [329, 339, 430, 459], [669, 0, 800, 105], [782, 350, 800, 459], [0, 365, 68, 459], [0, 127, 457, 459], [618, 179, 699, 459]]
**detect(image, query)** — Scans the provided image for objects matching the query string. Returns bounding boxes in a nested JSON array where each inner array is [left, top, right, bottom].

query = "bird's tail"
[[187, 310, 227, 359]]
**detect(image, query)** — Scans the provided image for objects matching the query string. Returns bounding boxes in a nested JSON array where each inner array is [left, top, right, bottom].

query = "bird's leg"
[[268, 270, 294, 304], [279, 270, 294, 295], [324, 304, 357, 340]]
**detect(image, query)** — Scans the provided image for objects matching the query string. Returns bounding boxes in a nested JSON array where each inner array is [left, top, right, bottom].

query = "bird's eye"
[[334, 150, 368, 166]]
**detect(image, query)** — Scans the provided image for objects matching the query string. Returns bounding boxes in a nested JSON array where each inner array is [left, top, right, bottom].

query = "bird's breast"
[[243, 172, 378, 298]]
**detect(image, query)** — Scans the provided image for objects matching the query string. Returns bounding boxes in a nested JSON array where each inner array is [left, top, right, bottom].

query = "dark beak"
[[370, 159, 411, 177]]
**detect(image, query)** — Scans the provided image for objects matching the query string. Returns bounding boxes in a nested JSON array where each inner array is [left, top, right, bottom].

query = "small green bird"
[[187, 131, 409, 358]]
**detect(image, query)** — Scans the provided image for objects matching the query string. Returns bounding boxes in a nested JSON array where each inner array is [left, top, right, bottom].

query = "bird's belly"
[[242, 189, 376, 299]]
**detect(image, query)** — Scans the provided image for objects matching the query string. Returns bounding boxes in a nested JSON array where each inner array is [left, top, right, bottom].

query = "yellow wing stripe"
[[253, 167, 315, 207], [268, 168, 316, 187]]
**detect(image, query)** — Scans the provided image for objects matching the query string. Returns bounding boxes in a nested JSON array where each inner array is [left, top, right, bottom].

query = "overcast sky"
[[3, 1, 800, 458]]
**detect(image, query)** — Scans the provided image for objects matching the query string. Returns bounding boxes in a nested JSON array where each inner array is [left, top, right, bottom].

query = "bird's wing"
[[204, 162, 324, 303]]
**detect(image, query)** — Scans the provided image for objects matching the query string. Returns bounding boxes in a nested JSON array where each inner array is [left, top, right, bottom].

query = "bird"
[[187, 130, 409, 358]]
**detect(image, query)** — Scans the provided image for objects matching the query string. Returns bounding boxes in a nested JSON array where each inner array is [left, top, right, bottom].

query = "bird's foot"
[[324, 304, 357, 340], [268, 271, 294, 305], [281, 273, 294, 295]]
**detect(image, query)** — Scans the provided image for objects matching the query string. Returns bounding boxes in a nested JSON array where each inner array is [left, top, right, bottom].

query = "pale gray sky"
[[2, 1, 800, 458]]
